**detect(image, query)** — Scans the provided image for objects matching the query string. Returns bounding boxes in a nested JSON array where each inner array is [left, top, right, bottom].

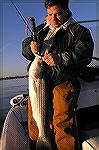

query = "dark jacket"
[[22, 22, 94, 86]]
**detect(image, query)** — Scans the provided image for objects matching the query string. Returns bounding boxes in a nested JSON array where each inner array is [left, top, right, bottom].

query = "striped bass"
[[29, 57, 52, 150]]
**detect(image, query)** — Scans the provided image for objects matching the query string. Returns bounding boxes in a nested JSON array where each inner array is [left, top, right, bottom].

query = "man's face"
[[47, 4, 66, 29]]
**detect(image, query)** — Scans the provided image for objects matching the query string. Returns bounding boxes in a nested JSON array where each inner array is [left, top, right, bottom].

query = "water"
[[0, 77, 28, 122]]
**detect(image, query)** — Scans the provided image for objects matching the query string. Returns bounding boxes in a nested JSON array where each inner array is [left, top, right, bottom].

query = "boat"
[[0, 93, 30, 150], [0, 57, 99, 150]]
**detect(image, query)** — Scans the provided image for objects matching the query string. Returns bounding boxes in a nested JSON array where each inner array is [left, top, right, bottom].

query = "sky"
[[0, 0, 99, 78]]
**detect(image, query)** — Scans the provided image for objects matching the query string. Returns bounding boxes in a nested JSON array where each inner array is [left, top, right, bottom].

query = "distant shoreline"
[[0, 75, 29, 80]]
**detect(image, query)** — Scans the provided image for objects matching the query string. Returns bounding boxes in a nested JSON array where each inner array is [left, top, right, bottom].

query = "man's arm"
[[72, 25, 94, 66], [22, 37, 35, 61]]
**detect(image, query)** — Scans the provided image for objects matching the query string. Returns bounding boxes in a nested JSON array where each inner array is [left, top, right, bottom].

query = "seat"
[[76, 105, 99, 149]]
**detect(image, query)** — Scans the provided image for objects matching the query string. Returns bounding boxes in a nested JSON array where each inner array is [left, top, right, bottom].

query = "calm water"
[[0, 78, 28, 121]]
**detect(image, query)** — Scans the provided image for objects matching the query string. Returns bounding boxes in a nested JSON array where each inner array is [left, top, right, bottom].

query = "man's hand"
[[30, 41, 61, 66], [43, 53, 61, 66], [30, 41, 39, 55]]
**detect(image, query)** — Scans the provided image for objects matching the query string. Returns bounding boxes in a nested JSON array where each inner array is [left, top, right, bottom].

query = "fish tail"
[[36, 136, 52, 150]]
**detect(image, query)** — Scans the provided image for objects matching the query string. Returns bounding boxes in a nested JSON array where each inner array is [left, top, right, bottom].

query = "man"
[[22, 0, 94, 149]]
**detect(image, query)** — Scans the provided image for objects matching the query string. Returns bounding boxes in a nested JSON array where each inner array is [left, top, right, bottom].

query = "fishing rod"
[[10, 0, 99, 32], [10, 0, 99, 65], [10, 0, 32, 35]]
